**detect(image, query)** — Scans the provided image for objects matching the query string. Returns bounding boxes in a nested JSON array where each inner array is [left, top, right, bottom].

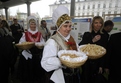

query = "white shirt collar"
[[57, 31, 70, 42], [28, 28, 38, 34]]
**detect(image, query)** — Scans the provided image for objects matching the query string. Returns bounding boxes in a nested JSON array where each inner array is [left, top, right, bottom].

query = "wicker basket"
[[58, 50, 88, 68], [87, 51, 106, 59], [79, 44, 106, 59], [36, 45, 44, 49], [60, 57, 87, 68], [15, 42, 35, 50]]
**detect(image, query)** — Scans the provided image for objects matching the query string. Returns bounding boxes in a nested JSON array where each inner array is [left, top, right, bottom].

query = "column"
[[26, 1, 31, 16], [4, 7, 8, 20], [70, 0, 75, 19]]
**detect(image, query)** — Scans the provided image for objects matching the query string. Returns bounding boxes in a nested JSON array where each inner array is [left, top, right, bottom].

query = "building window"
[[102, 12, 105, 16], [78, 6, 80, 10], [103, 4, 106, 8], [83, 5, 85, 9], [93, 5, 95, 9], [115, 1, 118, 7], [108, 11, 111, 14], [87, 13, 89, 15], [97, 12, 99, 16], [98, 4, 100, 8], [109, 3, 112, 8], [92, 12, 94, 15], [88, 5, 90, 9], [82, 13, 84, 16], [114, 11, 117, 14], [78, 13, 80, 16]]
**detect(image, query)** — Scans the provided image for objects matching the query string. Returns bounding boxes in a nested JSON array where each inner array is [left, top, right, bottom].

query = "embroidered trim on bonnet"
[[56, 14, 71, 28]]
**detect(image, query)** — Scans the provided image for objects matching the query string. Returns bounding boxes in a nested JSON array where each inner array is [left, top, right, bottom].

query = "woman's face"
[[58, 22, 72, 37], [30, 22, 36, 31], [93, 19, 103, 32]]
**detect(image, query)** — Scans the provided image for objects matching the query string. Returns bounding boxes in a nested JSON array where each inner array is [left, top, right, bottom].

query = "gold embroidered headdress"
[[52, 6, 71, 30]]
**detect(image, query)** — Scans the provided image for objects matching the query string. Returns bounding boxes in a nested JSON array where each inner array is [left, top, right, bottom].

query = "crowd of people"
[[0, 5, 121, 83]]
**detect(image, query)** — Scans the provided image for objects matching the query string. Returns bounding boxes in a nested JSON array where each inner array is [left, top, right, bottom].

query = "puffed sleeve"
[[41, 39, 61, 72], [40, 35, 45, 44], [35, 35, 45, 45], [19, 33, 26, 43]]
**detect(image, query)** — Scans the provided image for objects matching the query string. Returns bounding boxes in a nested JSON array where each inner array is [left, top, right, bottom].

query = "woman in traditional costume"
[[41, 6, 81, 83], [18, 16, 45, 83]]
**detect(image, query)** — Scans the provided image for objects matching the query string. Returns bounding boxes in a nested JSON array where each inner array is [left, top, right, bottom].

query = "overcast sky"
[[8, 0, 57, 18]]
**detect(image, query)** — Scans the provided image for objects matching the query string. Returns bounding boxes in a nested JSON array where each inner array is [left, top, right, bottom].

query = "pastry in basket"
[[79, 44, 106, 59], [58, 50, 88, 68], [17, 42, 34, 45]]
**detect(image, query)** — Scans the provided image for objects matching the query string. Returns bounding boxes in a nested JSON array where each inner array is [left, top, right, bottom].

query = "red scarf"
[[65, 36, 77, 51]]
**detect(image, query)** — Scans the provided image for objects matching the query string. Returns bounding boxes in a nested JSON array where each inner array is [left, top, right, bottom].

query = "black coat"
[[79, 31, 109, 48], [107, 32, 121, 71], [10, 24, 24, 43], [106, 32, 121, 83], [0, 32, 15, 83]]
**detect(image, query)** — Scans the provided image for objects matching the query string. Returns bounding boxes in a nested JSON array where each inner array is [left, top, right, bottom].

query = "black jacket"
[[79, 30, 109, 68], [79, 30, 109, 48], [106, 32, 121, 70]]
